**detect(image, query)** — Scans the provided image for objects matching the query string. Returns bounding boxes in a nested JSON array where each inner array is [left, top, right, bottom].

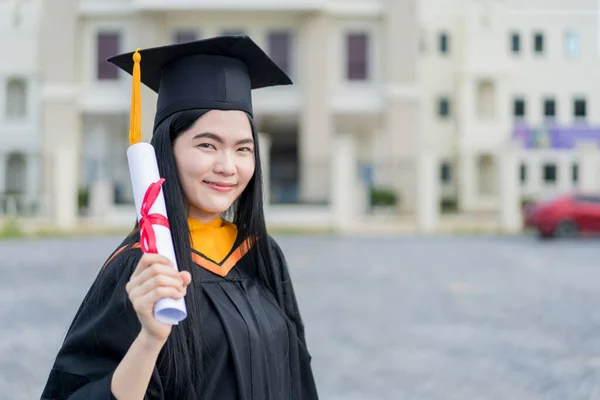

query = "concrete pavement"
[[2, 233, 600, 399]]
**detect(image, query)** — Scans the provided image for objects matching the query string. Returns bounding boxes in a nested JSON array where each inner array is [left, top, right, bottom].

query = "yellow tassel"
[[129, 49, 142, 145]]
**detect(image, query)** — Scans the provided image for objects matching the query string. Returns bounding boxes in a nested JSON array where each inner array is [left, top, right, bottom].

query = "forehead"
[[190, 110, 252, 138]]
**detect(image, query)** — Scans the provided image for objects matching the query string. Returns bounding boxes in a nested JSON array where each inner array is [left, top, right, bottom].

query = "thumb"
[[180, 270, 192, 286]]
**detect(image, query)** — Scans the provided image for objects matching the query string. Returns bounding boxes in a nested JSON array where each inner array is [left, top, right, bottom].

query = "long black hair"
[[126, 109, 281, 396]]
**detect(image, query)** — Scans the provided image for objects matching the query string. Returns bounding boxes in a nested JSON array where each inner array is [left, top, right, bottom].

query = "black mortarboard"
[[107, 35, 292, 134]]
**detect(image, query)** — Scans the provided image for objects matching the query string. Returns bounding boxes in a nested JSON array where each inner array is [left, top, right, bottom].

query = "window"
[[97, 32, 120, 80], [520, 163, 527, 183], [268, 31, 292, 76], [574, 98, 586, 119], [438, 97, 450, 118], [221, 30, 245, 37], [543, 163, 557, 183], [346, 33, 369, 81], [513, 98, 525, 118], [572, 163, 579, 183], [564, 30, 580, 58], [174, 30, 197, 44], [534, 32, 544, 54], [440, 162, 451, 183], [477, 154, 495, 196], [544, 98, 556, 119], [439, 32, 449, 54], [510, 32, 520, 54], [476, 79, 495, 118], [5, 153, 26, 194], [6, 78, 27, 120]]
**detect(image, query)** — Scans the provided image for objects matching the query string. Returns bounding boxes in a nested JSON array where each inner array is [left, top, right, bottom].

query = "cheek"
[[238, 158, 256, 185], [176, 152, 211, 185]]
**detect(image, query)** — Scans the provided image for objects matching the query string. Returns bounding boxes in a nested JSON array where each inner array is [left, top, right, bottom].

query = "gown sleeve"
[[268, 237, 308, 348], [268, 236, 320, 400], [40, 247, 165, 400]]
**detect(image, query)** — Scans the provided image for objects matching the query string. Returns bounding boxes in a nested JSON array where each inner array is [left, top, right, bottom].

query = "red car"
[[524, 193, 600, 238]]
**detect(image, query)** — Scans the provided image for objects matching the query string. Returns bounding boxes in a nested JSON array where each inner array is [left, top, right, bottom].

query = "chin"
[[193, 197, 235, 215], [203, 205, 232, 214], [189, 187, 243, 215]]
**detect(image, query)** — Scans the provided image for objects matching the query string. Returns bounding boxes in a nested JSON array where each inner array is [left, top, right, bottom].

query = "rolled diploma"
[[127, 142, 188, 325]]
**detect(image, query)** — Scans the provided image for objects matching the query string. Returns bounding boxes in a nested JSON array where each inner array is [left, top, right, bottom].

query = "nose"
[[213, 151, 236, 176]]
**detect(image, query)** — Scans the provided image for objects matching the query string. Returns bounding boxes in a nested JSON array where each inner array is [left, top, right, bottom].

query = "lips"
[[203, 180, 237, 192], [204, 180, 236, 187]]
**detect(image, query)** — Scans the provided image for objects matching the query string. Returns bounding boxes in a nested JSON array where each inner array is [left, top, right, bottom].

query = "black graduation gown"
[[40, 236, 318, 399]]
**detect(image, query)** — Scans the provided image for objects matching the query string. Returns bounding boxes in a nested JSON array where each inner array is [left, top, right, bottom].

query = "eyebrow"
[[192, 132, 254, 146]]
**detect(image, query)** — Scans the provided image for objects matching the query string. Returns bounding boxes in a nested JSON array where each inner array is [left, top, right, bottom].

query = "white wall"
[[419, 0, 600, 210], [0, 0, 42, 153], [77, 9, 388, 117], [520, 150, 584, 199], [418, 1, 461, 158], [79, 16, 133, 113], [504, 7, 600, 126], [420, 0, 600, 148], [329, 16, 384, 114]]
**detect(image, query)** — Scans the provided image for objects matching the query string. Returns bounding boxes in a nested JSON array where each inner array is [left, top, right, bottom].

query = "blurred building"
[[34, 0, 419, 227], [2, 0, 600, 231], [0, 0, 43, 218], [420, 0, 600, 213]]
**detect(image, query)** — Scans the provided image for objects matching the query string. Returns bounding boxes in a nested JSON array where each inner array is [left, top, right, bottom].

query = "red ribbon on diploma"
[[139, 178, 170, 254]]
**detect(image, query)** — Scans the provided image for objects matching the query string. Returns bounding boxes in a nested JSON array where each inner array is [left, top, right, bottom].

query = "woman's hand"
[[125, 253, 192, 347]]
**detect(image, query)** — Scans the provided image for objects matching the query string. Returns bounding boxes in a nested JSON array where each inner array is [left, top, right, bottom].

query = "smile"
[[203, 181, 237, 193]]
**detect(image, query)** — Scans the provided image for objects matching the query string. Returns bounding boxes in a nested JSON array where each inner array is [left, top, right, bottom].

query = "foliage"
[[440, 197, 458, 213], [521, 196, 535, 210], [370, 187, 399, 207], [78, 187, 89, 209], [0, 218, 24, 238]]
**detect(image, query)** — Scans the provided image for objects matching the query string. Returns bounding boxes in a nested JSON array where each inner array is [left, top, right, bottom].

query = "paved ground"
[[2, 233, 600, 399]]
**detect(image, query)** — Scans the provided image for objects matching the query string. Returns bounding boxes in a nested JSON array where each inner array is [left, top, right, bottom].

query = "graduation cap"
[[107, 35, 293, 145]]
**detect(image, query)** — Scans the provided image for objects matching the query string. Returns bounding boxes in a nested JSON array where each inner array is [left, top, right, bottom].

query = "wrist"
[[137, 329, 167, 352]]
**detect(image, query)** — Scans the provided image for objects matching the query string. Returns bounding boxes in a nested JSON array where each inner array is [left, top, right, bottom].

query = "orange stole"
[[102, 237, 253, 278]]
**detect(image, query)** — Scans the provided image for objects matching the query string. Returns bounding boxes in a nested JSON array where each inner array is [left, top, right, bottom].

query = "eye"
[[238, 146, 253, 153], [198, 143, 216, 150]]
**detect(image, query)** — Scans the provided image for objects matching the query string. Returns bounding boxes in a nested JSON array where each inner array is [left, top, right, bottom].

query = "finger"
[[134, 255, 174, 278], [132, 254, 174, 278], [179, 271, 192, 287], [129, 273, 185, 300], [136, 263, 181, 284], [128, 263, 179, 294], [132, 286, 184, 316], [137, 287, 185, 312]]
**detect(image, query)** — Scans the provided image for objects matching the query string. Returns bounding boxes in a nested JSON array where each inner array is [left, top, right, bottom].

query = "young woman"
[[41, 36, 318, 400]]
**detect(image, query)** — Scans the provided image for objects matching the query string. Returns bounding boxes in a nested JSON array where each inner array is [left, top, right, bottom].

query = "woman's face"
[[173, 110, 256, 222]]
